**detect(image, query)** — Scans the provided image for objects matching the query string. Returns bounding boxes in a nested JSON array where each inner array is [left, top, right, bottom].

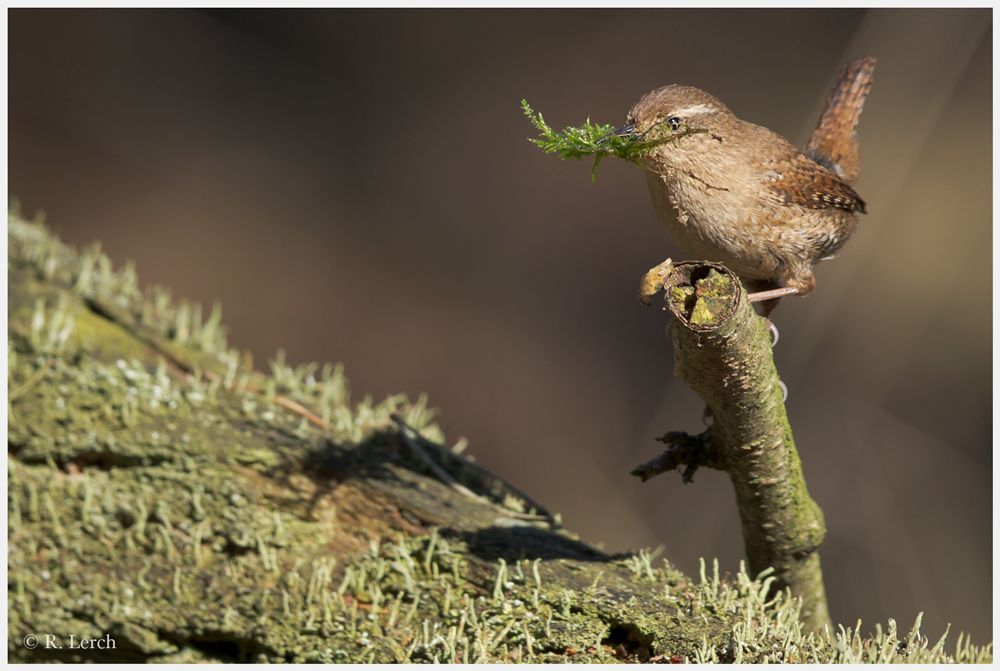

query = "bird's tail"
[[805, 57, 876, 186]]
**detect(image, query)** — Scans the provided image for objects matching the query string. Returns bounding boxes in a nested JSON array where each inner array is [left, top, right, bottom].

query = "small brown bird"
[[619, 58, 875, 315]]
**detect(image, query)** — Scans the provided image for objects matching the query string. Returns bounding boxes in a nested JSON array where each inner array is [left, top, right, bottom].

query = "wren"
[[619, 58, 875, 316]]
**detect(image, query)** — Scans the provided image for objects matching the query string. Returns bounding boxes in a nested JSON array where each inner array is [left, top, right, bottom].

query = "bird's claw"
[[765, 319, 779, 347], [777, 380, 789, 402]]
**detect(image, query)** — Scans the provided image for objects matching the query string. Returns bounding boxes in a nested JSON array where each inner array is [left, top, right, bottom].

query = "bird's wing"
[[766, 152, 867, 214]]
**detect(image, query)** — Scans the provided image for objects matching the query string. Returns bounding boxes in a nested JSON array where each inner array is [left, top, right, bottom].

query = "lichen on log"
[[7, 211, 989, 663]]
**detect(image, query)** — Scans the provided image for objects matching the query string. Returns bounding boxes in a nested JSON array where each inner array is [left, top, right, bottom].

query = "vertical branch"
[[636, 261, 830, 631]]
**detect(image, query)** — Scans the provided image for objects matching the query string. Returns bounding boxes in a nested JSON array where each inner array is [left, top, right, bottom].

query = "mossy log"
[[7, 214, 988, 663]]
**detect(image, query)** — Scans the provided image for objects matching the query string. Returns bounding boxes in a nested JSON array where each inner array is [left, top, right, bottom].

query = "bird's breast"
[[643, 164, 781, 281]]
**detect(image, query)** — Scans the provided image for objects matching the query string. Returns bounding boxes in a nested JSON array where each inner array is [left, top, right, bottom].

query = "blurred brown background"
[[9, 9, 991, 643]]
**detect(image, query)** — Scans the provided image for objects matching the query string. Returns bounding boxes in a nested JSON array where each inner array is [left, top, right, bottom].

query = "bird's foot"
[[748, 285, 798, 319], [777, 380, 788, 402], [765, 319, 779, 347]]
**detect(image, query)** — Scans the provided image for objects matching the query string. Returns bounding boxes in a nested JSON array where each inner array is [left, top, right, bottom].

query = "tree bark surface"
[[659, 262, 830, 631]]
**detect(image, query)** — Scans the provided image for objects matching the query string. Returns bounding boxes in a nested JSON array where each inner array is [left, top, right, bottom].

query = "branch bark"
[[634, 261, 830, 631]]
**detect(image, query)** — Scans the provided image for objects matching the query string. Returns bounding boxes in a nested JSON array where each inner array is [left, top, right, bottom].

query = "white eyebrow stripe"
[[673, 103, 717, 116]]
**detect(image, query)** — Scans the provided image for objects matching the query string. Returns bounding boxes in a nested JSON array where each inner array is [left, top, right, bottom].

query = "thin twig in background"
[[392, 414, 553, 524], [392, 414, 482, 500]]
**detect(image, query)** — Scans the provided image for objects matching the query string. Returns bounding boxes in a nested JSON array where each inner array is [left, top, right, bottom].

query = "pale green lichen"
[[7, 210, 991, 663]]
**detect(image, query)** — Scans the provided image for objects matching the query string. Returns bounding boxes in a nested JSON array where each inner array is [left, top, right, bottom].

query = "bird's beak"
[[599, 123, 638, 142]]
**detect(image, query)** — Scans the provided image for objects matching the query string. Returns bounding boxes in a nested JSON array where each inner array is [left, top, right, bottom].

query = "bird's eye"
[[665, 117, 682, 130]]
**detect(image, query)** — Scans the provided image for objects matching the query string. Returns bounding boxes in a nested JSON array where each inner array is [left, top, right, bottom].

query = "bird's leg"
[[744, 282, 797, 341], [747, 286, 800, 306], [750, 270, 814, 320], [751, 289, 792, 337]]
